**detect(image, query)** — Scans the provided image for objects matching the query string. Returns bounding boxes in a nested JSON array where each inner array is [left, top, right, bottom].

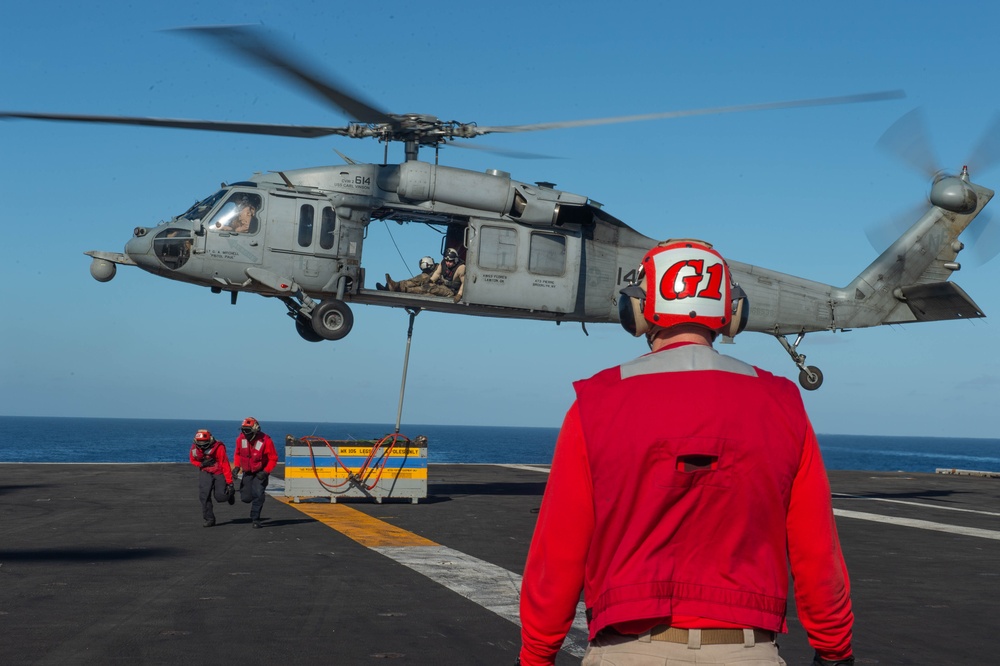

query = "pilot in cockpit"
[[228, 200, 257, 233], [215, 196, 258, 234]]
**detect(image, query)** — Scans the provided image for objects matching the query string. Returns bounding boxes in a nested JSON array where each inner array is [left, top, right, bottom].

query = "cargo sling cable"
[[299, 433, 412, 492]]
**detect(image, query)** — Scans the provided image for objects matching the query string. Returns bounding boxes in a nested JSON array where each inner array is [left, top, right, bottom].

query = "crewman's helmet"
[[241, 417, 260, 439], [419, 256, 436, 273], [443, 247, 460, 264], [194, 429, 215, 450], [618, 239, 748, 339]]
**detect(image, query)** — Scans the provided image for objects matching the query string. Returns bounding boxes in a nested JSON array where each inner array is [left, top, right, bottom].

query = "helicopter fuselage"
[[87, 159, 992, 389], [95, 162, 656, 324]]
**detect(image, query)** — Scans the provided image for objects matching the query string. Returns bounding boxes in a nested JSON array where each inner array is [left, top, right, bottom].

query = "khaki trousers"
[[582, 628, 787, 665]]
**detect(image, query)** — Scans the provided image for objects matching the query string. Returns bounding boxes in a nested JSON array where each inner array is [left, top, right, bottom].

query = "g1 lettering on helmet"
[[617, 239, 749, 339]]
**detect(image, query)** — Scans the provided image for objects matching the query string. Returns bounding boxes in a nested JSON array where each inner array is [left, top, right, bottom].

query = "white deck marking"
[[280, 491, 590, 657], [373, 544, 590, 657], [495, 464, 552, 474], [834, 508, 1000, 541], [834, 494, 1000, 517]]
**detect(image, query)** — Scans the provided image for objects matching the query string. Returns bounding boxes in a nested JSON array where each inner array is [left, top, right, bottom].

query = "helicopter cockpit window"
[[529, 232, 566, 276], [153, 228, 193, 270], [208, 193, 262, 234], [181, 189, 227, 221]]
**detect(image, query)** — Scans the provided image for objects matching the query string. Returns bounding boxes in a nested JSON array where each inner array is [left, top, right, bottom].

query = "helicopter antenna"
[[332, 148, 357, 165]]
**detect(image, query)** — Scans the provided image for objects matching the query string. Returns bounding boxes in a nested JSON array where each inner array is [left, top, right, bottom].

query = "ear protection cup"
[[618, 283, 650, 337], [722, 284, 749, 338], [628, 294, 649, 337]]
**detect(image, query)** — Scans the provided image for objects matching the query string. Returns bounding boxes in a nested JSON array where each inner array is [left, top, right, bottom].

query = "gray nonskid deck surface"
[[1, 464, 997, 665]]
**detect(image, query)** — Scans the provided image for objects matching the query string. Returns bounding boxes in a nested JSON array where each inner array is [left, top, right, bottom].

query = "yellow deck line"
[[277, 497, 438, 548]]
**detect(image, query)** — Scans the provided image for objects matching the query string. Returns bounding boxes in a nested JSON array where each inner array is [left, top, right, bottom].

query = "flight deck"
[[1, 463, 997, 665]]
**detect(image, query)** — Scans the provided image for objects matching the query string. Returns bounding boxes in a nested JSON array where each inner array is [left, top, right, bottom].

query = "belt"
[[648, 625, 775, 645]]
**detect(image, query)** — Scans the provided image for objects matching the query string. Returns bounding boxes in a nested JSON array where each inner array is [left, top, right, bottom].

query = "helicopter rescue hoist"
[[4, 25, 994, 393]]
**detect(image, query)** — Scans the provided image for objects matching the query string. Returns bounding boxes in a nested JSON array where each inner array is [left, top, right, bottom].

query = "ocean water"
[[1, 416, 999, 473]]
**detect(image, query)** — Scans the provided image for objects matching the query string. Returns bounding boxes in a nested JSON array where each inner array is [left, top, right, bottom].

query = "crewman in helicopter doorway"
[[188, 429, 235, 528], [231, 417, 278, 529]]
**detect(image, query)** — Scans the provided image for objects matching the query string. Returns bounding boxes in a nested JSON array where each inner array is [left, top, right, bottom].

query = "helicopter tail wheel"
[[798, 365, 824, 391], [311, 299, 354, 341]]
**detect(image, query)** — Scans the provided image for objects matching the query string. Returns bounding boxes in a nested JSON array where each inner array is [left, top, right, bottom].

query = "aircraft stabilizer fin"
[[886, 281, 985, 323]]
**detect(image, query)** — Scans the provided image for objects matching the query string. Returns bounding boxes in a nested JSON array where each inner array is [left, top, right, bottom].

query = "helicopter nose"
[[124, 228, 154, 265]]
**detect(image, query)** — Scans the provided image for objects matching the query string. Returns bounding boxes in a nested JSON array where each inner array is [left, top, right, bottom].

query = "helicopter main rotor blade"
[[170, 25, 394, 126], [0, 111, 352, 138], [447, 140, 557, 160], [474, 90, 906, 135]]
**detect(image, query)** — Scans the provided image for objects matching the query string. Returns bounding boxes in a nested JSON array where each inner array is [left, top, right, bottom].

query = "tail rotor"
[[871, 107, 1000, 265]]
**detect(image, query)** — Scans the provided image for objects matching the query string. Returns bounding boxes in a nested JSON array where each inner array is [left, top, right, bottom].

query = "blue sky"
[[2, 1, 999, 438]]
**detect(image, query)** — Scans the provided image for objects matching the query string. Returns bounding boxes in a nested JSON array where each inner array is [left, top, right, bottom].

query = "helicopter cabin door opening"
[[464, 218, 580, 313]]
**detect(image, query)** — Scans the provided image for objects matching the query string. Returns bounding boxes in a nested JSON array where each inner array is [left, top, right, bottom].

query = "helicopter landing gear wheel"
[[311, 299, 354, 340], [798, 365, 824, 391], [775, 331, 824, 391], [295, 316, 324, 342]]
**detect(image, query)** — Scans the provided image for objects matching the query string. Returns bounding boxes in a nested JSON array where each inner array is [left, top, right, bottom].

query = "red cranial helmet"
[[618, 239, 748, 339], [241, 417, 260, 439], [194, 429, 214, 450]]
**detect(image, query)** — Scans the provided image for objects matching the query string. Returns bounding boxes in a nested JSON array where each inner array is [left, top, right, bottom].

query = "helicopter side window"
[[528, 232, 566, 277], [478, 225, 518, 271], [320, 207, 336, 250], [298, 205, 315, 247], [209, 193, 262, 234]]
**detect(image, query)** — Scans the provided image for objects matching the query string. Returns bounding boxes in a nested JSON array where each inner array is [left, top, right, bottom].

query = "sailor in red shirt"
[[518, 240, 854, 666], [189, 429, 235, 528], [232, 417, 278, 529]]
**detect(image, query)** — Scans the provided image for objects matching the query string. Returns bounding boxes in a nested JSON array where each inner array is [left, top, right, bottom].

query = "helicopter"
[[1, 26, 993, 392]]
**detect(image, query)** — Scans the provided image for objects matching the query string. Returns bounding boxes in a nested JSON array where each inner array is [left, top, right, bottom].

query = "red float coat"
[[519, 342, 853, 665], [233, 432, 278, 474], [189, 442, 234, 484]]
